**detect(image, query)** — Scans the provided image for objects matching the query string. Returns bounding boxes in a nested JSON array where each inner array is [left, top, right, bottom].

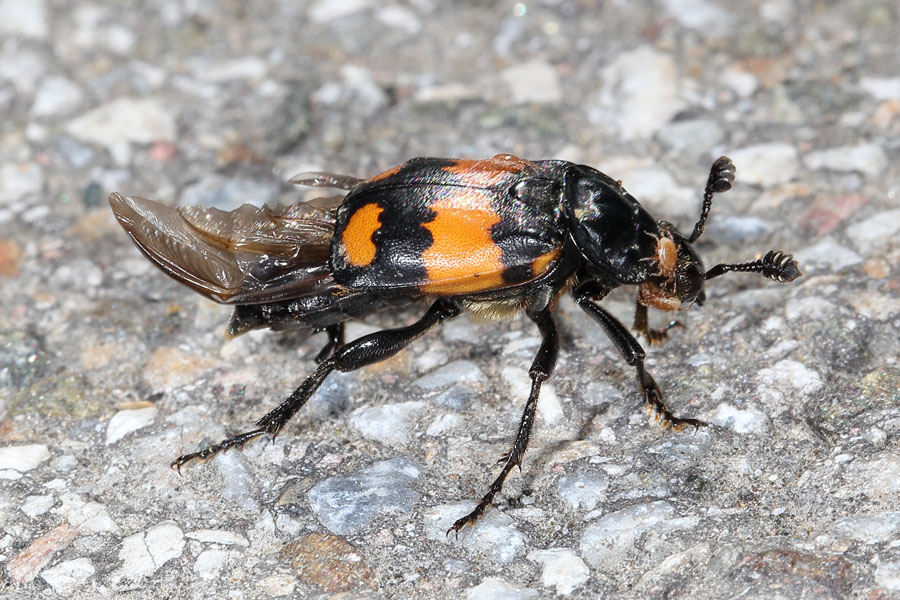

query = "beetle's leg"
[[573, 283, 705, 431], [633, 301, 683, 346], [448, 307, 558, 537], [314, 323, 345, 363], [172, 299, 461, 470]]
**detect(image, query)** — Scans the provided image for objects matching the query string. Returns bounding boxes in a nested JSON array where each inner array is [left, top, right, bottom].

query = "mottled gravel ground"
[[1, 1, 899, 598]]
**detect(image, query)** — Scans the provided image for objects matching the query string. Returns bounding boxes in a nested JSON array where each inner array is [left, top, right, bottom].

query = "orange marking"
[[532, 247, 561, 278], [367, 163, 405, 183], [420, 190, 506, 294], [442, 154, 535, 188], [341, 203, 383, 267]]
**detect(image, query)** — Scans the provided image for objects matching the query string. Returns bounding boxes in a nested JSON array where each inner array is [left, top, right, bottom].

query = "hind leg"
[[173, 299, 461, 470]]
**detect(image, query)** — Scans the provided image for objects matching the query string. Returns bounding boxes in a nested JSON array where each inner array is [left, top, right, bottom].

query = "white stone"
[[39, 558, 94, 596], [195, 57, 268, 83], [0, 0, 48, 39], [106, 407, 157, 444], [115, 521, 185, 582], [784, 296, 837, 321], [794, 238, 862, 273], [426, 413, 464, 437], [757, 360, 823, 396], [557, 470, 609, 512], [597, 46, 683, 140], [875, 561, 900, 590], [721, 68, 759, 98], [414, 360, 486, 389], [664, 0, 734, 33], [349, 401, 425, 446], [710, 403, 769, 434], [804, 144, 888, 178], [846, 209, 900, 256], [309, 0, 373, 23], [32, 76, 84, 117], [860, 76, 900, 101], [256, 574, 297, 596], [0, 444, 50, 475], [376, 6, 421, 34], [465, 577, 539, 600], [58, 493, 118, 534], [185, 529, 250, 546], [580, 501, 698, 569], [527, 548, 590, 595], [0, 162, 43, 205], [426, 503, 524, 563], [65, 97, 177, 163], [21, 495, 54, 518], [501, 367, 562, 426], [193, 549, 235, 580], [825, 512, 900, 544], [501, 60, 562, 104], [728, 143, 799, 186], [215, 451, 260, 512]]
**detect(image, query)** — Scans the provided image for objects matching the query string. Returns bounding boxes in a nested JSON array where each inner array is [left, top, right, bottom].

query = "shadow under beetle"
[[109, 154, 801, 535]]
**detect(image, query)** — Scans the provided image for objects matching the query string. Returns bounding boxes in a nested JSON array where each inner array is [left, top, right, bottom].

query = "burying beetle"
[[109, 154, 800, 535]]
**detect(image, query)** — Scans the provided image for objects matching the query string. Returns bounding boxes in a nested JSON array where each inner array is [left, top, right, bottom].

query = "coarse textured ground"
[[1, 1, 899, 598]]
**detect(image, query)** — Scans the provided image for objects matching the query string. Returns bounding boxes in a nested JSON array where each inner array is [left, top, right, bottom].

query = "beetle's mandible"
[[109, 153, 801, 535]]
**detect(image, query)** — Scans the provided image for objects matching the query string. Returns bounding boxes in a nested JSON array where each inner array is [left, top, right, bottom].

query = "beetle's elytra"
[[109, 154, 801, 535]]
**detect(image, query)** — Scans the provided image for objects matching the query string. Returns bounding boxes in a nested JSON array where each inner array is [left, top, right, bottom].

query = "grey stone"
[[308, 458, 420, 535]]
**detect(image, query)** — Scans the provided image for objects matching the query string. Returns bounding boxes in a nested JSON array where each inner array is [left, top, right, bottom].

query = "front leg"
[[633, 301, 683, 346], [448, 306, 559, 536], [574, 282, 704, 431]]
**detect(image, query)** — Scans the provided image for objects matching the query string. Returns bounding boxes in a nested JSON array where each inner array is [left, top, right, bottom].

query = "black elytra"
[[108, 154, 801, 536]]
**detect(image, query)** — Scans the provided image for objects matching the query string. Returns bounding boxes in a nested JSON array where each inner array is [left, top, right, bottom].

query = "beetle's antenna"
[[689, 156, 736, 243], [705, 250, 801, 282]]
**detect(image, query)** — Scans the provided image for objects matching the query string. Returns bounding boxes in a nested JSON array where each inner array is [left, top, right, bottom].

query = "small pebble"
[[414, 360, 485, 389], [193, 549, 236, 580], [580, 501, 698, 569], [757, 360, 823, 395], [596, 46, 683, 140], [308, 458, 420, 535], [39, 557, 95, 597], [501, 60, 562, 104], [349, 401, 425, 445], [185, 529, 249, 547], [465, 577, 539, 600], [527, 548, 590, 595], [845, 209, 900, 256], [728, 143, 799, 186], [804, 144, 888, 177], [0, 444, 50, 478], [113, 521, 185, 583], [710, 403, 769, 434], [20, 494, 54, 518], [106, 407, 157, 444], [0, 0, 48, 39], [32, 76, 84, 117], [557, 470, 610, 512]]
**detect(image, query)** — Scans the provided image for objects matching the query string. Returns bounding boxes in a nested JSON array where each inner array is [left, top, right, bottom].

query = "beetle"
[[109, 153, 800, 535]]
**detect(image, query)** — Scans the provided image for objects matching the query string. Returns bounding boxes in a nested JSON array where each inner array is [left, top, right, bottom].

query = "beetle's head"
[[637, 156, 801, 312], [637, 222, 705, 312]]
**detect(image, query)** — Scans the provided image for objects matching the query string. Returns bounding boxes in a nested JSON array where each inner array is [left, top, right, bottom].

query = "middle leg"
[[448, 306, 559, 536], [633, 300, 683, 346]]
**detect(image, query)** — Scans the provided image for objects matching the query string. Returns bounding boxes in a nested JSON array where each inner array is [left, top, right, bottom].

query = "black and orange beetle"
[[109, 154, 800, 534]]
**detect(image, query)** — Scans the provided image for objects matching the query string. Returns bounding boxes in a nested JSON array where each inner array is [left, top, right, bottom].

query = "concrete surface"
[[1, 1, 899, 598]]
